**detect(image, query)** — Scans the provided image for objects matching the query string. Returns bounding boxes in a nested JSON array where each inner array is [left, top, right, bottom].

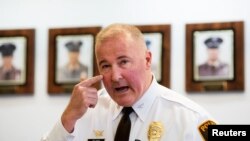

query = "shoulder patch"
[[198, 120, 216, 141]]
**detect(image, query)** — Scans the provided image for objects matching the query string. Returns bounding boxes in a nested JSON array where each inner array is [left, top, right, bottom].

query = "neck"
[[140, 72, 153, 99], [3, 64, 13, 70], [207, 60, 219, 66], [67, 62, 80, 70]]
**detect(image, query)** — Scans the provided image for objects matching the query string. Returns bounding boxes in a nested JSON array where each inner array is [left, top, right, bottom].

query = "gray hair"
[[95, 23, 145, 48]]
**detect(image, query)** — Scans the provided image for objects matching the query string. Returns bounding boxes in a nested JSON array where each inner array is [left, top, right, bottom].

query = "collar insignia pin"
[[93, 130, 104, 137]]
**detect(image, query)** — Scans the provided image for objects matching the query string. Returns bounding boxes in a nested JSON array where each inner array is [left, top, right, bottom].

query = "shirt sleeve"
[[41, 120, 75, 141]]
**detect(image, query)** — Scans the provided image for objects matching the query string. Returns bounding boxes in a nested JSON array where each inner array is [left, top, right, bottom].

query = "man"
[[198, 37, 229, 77], [57, 40, 88, 83], [42, 24, 216, 141], [0, 43, 21, 80]]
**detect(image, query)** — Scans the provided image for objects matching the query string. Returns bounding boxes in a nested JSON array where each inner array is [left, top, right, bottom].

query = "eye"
[[101, 64, 110, 69], [120, 59, 129, 65]]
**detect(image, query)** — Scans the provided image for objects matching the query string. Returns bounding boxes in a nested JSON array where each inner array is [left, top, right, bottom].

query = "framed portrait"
[[136, 24, 171, 88], [0, 29, 35, 94], [48, 27, 101, 94], [186, 21, 244, 92]]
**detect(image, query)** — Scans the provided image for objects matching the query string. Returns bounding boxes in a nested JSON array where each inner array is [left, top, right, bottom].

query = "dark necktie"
[[114, 107, 134, 141]]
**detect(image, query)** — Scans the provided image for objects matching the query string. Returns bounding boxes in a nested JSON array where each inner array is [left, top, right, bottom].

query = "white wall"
[[0, 0, 249, 140]]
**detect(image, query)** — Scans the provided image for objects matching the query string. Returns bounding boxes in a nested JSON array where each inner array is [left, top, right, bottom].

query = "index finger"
[[80, 75, 103, 87]]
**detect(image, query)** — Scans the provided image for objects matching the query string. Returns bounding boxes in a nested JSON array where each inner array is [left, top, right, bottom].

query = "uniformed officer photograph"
[[193, 30, 234, 81], [144, 33, 163, 82], [0, 37, 26, 85], [56, 35, 94, 84]]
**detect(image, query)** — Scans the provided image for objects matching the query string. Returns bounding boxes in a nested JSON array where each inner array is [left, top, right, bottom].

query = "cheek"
[[102, 73, 112, 87], [124, 70, 142, 85]]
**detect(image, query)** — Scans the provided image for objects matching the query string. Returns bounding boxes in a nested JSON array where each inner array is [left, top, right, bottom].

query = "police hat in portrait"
[[0, 43, 16, 57], [65, 40, 83, 52], [145, 39, 151, 49], [204, 37, 223, 49]]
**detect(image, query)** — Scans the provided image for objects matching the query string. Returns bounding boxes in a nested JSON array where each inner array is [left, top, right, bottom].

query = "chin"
[[116, 98, 134, 107]]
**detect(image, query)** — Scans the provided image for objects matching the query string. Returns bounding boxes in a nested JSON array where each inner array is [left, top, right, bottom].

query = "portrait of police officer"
[[56, 40, 88, 83], [198, 37, 229, 77], [145, 39, 161, 81], [0, 43, 21, 81]]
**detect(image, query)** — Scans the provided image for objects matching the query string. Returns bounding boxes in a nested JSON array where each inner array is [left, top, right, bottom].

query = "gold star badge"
[[93, 130, 104, 137]]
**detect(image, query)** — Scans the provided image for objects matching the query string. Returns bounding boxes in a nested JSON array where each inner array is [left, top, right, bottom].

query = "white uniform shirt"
[[42, 77, 216, 141]]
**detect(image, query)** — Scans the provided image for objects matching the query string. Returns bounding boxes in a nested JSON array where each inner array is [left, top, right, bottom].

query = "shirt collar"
[[112, 75, 158, 122]]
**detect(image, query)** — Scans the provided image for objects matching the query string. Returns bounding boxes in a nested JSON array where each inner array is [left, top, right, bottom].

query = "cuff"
[[43, 120, 75, 141]]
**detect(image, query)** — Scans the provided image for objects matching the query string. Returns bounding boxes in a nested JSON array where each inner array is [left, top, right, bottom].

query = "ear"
[[145, 50, 152, 69]]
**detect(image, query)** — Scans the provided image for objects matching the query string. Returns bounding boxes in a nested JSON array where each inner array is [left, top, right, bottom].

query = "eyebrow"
[[117, 55, 129, 60]]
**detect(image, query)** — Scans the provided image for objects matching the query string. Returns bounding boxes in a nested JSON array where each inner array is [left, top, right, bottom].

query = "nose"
[[111, 66, 122, 82]]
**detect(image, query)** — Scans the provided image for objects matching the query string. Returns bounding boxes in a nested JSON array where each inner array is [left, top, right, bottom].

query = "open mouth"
[[115, 86, 129, 93]]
